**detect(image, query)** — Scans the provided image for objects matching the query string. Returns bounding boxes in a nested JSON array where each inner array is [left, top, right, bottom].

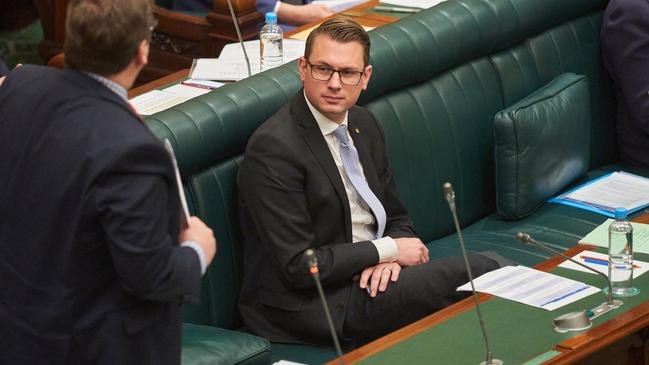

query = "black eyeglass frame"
[[306, 60, 365, 86]]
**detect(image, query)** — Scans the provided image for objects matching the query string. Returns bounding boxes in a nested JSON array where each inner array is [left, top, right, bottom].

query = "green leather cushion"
[[494, 73, 591, 220], [182, 323, 271, 365]]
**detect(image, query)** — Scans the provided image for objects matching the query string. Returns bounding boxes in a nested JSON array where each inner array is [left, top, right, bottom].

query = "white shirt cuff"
[[372, 236, 398, 263], [181, 240, 206, 275], [273, 1, 282, 14]]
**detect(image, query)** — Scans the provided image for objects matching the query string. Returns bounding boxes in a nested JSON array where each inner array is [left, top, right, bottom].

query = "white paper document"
[[189, 58, 261, 81], [379, 0, 447, 9], [219, 39, 306, 64], [164, 139, 191, 228], [163, 84, 212, 98], [558, 250, 649, 278], [580, 219, 649, 254], [314, 0, 369, 12], [457, 266, 600, 311], [130, 90, 189, 116], [561, 171, 649, 212]]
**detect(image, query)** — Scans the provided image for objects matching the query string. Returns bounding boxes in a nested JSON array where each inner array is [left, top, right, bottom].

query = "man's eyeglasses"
[[307, 61, 364, 86]]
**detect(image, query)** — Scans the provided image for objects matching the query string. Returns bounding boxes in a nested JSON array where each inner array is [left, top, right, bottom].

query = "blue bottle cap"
[[265, 12, 277, 24], [614, 207, 627, 219]]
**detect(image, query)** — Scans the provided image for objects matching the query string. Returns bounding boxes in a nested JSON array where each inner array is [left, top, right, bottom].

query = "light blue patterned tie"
[[332, 125, 386, 239]]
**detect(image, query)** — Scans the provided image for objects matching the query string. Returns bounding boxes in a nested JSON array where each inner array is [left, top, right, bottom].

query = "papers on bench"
[[579, 219, 649, 254], [129, 80, 223, 116], [313, 0, 369, 12], [457, 265, 600, 311], [379, 0, 447, 9], [190, 39, 306, 81], [558, 250, 649, 278], [550, 171, 649, 217]]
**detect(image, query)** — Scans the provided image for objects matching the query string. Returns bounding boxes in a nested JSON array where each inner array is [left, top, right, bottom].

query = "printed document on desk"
[[549, 171, 649, 217], [379, 0, 447, 9], [219, 39, 306, 64], [579, 219, 649, 254], [457, 265, 600, 311], [190, 58, 261, 81], [313, 0, 368, 12]]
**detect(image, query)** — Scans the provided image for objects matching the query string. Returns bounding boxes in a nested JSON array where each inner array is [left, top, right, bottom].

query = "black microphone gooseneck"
[[443, 183, 502, 365], [225, 0, 252, 77], [304, 249, 345, 365], [515, 232, 622, 310]]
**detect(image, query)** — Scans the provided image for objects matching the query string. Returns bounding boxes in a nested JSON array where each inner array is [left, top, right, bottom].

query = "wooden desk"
[[332, 214, 649, 365]]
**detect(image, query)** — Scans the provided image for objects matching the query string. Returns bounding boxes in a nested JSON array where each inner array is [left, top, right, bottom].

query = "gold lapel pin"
[[355, 128, 360, 134]]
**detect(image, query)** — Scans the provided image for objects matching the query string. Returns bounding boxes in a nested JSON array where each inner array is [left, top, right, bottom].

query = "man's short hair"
[[304, 16, 371, 66], [64, 0, 155, 76]]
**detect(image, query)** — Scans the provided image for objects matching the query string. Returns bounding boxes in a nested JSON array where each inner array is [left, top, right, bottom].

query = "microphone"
[[225, 0, 252, 77], [443, 182, 502, 365], [515, 232, 623, 329], [304, 249, 345, 365]]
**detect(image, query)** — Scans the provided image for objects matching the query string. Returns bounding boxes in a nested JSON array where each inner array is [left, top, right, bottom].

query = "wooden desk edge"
[[128, 68, 190, 99]]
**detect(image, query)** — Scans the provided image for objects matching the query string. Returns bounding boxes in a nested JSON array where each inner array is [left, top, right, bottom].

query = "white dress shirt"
[[304, 93, 398, 262]]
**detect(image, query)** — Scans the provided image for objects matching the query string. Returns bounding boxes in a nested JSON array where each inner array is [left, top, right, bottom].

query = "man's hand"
[[358, 262, 401, 297], [0, 76, 5, 87], [278, 3, 334, 25], [179, 216, 217, 266], [394, 237, 429, 267]]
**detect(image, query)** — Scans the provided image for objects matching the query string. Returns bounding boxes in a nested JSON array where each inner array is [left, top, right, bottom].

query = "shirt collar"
[[84, 72, 128, 102], [303, 90, 348, 136]]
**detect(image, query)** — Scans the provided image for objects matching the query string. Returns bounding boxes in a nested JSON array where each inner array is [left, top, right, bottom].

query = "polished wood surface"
[[331, 214, 649, 365]]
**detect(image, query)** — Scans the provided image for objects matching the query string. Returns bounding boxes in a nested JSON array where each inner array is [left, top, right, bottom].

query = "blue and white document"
[[550, 171, 649, 217], [457, 266, 600, 311]]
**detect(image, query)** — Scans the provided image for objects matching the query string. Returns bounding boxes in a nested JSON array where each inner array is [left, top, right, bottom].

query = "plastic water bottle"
[[260, 12, 283, 71], [607, 207, 639, 297]]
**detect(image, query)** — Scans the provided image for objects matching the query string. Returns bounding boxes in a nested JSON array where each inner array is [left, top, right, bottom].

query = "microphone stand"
[[304, 249, 345, 365], [516, 232, 622, 326], [443, 183, 503, 365], [225, 0, 252, 77]]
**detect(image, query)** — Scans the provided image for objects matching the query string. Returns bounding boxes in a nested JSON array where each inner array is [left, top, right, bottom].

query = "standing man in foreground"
[[601, 0, 649, 169], [238, 16, 502, 348], [0, 0, 216, 364]]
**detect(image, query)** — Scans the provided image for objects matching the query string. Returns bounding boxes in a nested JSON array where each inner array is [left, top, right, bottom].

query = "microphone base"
[[589, 299, 623, 320], [480, 359, 503, 365]]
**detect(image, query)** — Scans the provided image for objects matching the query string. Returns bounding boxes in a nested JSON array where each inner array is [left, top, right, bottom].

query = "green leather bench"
[[142, 0, 627, 363]]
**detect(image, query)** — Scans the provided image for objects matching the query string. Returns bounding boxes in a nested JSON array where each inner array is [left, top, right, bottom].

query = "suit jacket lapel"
[[292, 93, 353, 239]]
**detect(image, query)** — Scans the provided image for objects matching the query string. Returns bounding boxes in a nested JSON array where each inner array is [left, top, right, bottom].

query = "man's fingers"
[[359, 267, 372, 289], [378, 267, 391, 292], [370, 267, 384, 296], [390, 264, 401, 282]]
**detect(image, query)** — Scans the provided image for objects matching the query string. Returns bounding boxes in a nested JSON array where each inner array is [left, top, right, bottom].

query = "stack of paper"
[[379, 0, 447, 9], [550, 171, 649, 217], [313, 0, 368, 12], [129, 80, 223, 116], [558, 250, 649, 277], [579, 219, 649, 254], [457, 265, 600, 311]]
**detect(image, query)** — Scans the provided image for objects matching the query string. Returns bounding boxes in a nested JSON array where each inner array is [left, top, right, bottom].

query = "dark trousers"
[[342, 254, 500, 346]]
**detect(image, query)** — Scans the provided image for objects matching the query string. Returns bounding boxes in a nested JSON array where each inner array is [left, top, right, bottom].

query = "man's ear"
[[298, 56, 307, 82], [137, 39, 150, 67], [360, 64, 372, 90]]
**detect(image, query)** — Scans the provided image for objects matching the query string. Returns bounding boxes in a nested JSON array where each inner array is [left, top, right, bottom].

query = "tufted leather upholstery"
[[143, 0, 620, 363]]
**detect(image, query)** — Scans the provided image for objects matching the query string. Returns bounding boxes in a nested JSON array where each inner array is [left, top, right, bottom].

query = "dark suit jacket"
[[602, 0, 649, 168], [238, 91, 415, 345], [0, 66, 201, 365]]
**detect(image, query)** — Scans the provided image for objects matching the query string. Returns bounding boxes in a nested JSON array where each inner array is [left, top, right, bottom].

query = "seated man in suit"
[[238, 16, 503, 348], [0, 0, 216, 364], [601, 0, 649, 169]]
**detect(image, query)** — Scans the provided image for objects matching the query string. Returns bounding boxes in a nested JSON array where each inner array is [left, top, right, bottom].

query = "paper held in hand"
[[163, 139, 191, 228]]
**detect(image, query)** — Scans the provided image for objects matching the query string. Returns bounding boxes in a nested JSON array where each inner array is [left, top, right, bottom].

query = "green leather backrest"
[[143, 0, 613, 329]]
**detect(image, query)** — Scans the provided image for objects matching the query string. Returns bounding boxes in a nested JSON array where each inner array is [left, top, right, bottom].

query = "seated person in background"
[[601, 0, 649, 169], [0, 51, 8, 76], [238, 16, 505, 348], [258, 0, 334, 30], [0, 0, 216, 363], [171, 0, 333, 30]]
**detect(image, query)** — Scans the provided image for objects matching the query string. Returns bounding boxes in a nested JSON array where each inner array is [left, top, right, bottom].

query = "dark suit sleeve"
[[93, 142, 202, 303], [239, 132, 379, 291], [602, 0, 649, 131]]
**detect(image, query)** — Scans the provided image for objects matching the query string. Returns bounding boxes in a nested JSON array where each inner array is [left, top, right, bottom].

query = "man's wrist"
[[372, 236, 398, 263], [181, 240, 207, 275]]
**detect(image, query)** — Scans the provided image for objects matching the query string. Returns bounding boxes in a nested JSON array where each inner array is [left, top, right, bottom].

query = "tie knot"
[[333, 125, 350, 145]]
